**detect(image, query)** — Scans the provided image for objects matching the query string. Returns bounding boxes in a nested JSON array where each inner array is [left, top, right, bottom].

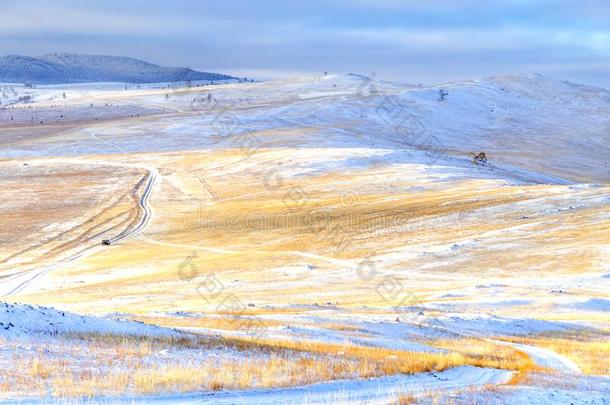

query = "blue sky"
[[1, 0, 609, 87]]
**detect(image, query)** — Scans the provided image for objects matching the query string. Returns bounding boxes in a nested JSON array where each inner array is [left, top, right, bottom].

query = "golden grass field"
[[0, 331, 535, 399], [8, 148, 609, 323], [498, 330, 610, 375], [1, 77, 609, 401]]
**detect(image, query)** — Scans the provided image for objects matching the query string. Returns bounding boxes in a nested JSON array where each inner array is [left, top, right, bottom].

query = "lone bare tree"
[[472, 152, 488, 165]]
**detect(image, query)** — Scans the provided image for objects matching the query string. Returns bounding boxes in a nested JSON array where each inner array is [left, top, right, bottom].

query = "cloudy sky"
[[1, 0, 609, 87]]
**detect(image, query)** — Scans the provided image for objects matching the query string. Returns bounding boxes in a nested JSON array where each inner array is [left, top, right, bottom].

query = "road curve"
[[0, 161, 158, 297], [142, 366, 512, 404], [490, 339, 581, 374], [107, 167, 157, 244], [418, 322, 583, 375]]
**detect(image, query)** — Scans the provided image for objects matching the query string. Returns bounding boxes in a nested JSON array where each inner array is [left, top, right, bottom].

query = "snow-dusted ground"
[[0, 366, 511, 404], [3, 73, 607, 181], [1, 73, 609, 403], [0, 74, 604, 172], [0, 301, 176, 339], [427, 372, 610, 405], [137, 366, 511, 405], [0, 303, 514, 404]]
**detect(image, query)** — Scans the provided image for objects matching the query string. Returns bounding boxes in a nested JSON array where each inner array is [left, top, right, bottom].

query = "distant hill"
[[0, 53, 235, 84]]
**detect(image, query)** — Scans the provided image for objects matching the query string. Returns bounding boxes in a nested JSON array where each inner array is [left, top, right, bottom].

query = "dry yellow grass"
[[498, 331, 610, 376], [3, 138, 607, 402], [0, 331, 536, 399], [394, 392, 417, 404], [0, 159, 145, 279], [318, 322, 362, 332], [14, 151, 609, 323], [29, 358, 50, 380], [3, 84, 609, 404], [428, 338, 539, 384], [129, 314, 285, 331], [127, 314, 365, 335]]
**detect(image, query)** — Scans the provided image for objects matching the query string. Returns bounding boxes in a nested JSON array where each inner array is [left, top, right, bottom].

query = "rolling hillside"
[[0, 53, 235, 84]]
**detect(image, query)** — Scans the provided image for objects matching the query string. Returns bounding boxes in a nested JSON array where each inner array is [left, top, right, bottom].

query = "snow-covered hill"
[[0, 54, 235, 84], [0, 301, 176, 338], [2, 73, 608, 183]]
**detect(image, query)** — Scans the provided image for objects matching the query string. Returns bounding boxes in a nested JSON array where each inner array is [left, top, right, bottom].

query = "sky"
[[1, 0, 609, 88]]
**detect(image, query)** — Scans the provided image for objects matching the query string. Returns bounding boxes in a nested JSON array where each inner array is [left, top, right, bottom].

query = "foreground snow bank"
[[188, 366, 511, 405], [430, 372, 610, 405], [0, 302, 177, 338], [4, 366, 509, 404]]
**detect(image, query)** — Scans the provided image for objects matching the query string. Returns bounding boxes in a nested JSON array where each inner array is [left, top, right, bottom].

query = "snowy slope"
[[1, 73, 608, 403], [3, 72, 608, 184], [245, 73, 610, 183], [12, 72, 603, 184], [0, 301, 177, 338]]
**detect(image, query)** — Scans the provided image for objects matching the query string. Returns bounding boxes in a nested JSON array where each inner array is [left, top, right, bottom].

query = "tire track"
[[0, 160, 158, 297], [0, 181, 139, 268]]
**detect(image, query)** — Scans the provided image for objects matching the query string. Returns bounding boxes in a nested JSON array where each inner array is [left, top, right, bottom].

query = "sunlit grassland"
[[3, 147, 609, 400], [429, 338, 541, 385], [498, 330, 610, 376], [0, 332, 534, 399], [13, 150, 610, 320]]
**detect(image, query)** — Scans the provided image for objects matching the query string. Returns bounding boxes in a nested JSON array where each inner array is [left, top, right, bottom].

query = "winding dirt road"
[[0, 160, 158, 297], [142, 366, 512, 404]]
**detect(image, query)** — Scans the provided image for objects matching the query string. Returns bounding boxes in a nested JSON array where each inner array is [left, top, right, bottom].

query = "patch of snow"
[[0, 302, 178, 339]]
